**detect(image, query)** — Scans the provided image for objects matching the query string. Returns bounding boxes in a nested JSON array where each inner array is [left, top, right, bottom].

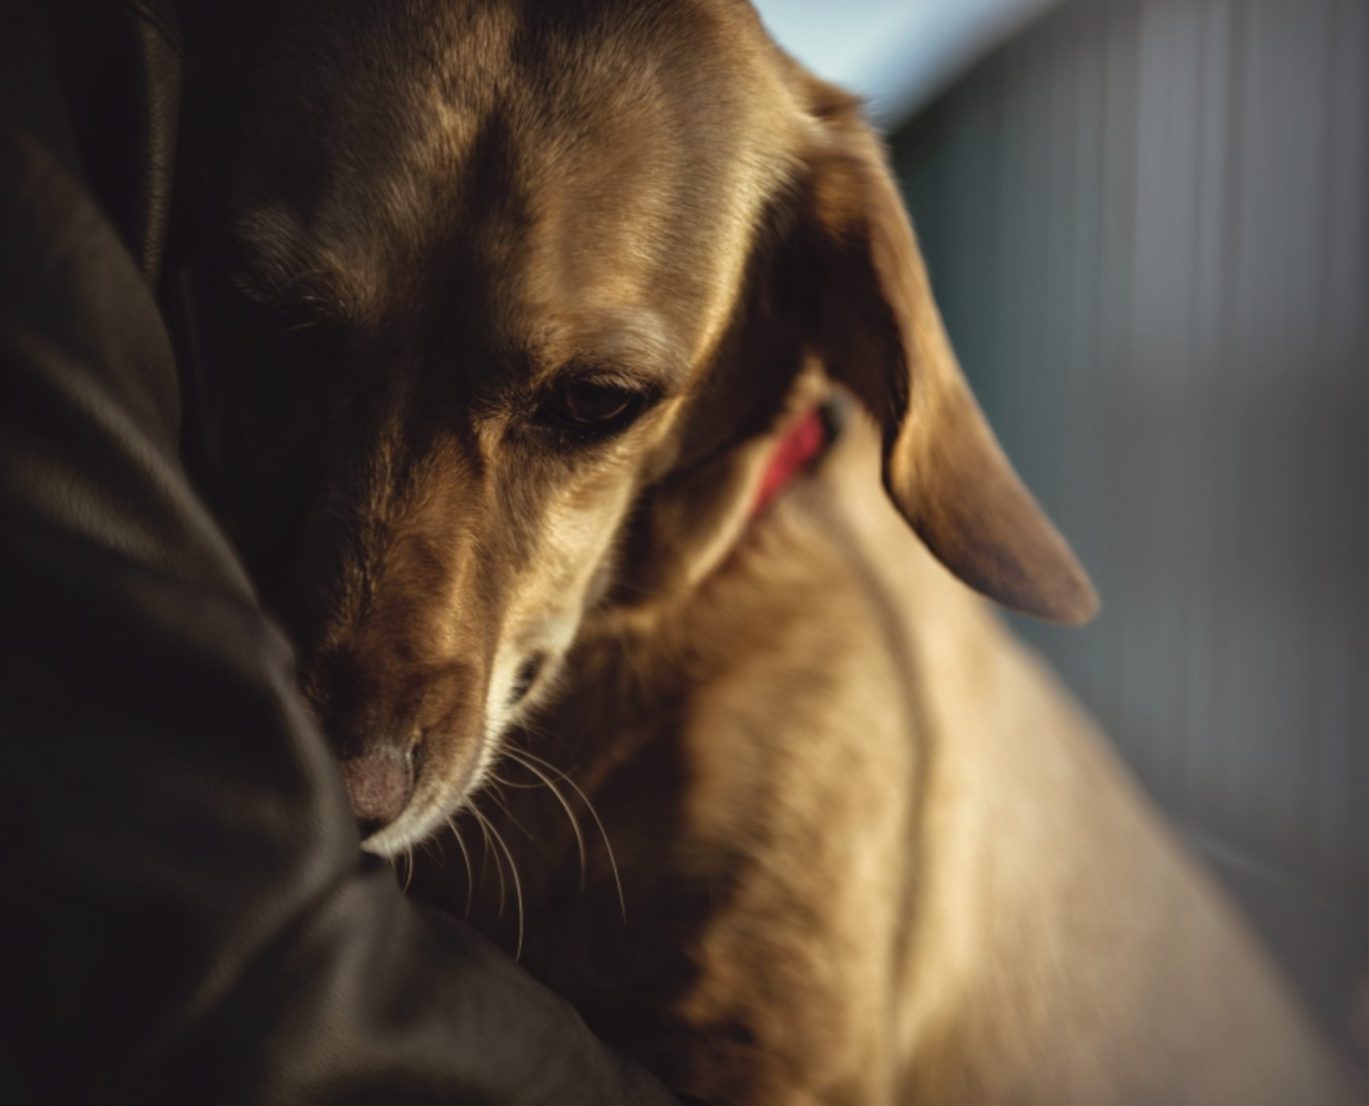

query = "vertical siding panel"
[[1057, 4, 1105, 696], [1161, 0, 1205, 797], [1094, 0, 1141, 767], [1275, 0, 1336, 866], [1322, 0, 1369, 869], [1117, 0, 1170, 783], [1183, 0, 1231, 843], [1222, 0, 1281, 848], [1208, 0, 1247, 842]]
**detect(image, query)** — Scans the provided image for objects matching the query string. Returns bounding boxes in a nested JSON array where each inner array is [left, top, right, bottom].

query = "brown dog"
[[183, 0, 1357, 1101]]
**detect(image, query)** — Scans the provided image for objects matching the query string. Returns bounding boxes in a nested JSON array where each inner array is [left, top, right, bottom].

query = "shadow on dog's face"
[[188, 0, 1094, 855]]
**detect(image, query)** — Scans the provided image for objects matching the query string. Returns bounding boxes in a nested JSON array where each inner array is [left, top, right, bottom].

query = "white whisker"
[[488, 771, 544, 791], [470, 806, 506, 917], [511, 746, 626, 925], [444, 814, 476, 917], [506, 748, 588, 894], [475, 801, 525, 961], [485, 783, 534, 841]]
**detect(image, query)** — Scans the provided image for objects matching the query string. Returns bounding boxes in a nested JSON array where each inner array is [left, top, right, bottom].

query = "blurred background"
[[755, 0, 1368, 1069]]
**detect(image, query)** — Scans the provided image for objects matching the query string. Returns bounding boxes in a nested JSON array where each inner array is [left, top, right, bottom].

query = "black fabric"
[[0, 3, 676, 1103], [53, 0, 182, 280]]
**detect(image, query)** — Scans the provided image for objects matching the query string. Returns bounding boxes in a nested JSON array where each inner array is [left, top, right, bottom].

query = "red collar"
[[750, 407, 831, 519]]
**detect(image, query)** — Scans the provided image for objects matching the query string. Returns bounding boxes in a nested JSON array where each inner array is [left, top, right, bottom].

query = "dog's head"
[[186, 0, 1095, 853]]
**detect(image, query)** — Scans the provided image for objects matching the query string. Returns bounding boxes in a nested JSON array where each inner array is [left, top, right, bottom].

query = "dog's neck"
[[594, 371, 840, 633]]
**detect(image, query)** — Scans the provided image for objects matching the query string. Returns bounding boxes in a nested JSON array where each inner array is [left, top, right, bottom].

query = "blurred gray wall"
[[891, 0, 1367, 1050]]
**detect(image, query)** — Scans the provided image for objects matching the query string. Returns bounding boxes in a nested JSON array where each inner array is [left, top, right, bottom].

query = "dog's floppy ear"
[[791, 81, 1097, 625]]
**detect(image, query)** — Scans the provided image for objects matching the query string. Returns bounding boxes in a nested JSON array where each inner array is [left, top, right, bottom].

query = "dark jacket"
[[0, 2, 675, 1102]]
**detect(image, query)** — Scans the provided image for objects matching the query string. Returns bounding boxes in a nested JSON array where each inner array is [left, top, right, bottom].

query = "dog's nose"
[[337, 744, 416, 836]]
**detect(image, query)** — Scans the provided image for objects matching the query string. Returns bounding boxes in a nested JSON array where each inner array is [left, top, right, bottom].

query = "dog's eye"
[[536, 378, 647, 438]]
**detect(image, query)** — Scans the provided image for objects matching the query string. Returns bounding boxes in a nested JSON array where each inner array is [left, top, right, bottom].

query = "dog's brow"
[[568, 311, 688, 391], [230, 209, 373, 325]]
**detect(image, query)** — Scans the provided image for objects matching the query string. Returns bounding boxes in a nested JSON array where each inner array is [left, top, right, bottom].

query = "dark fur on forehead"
[[231, 0, 760, 199], [211, 0, 779, 348]]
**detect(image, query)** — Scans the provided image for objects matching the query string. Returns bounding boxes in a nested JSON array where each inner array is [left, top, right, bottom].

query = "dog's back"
[[816, 420, 1350, 1105]]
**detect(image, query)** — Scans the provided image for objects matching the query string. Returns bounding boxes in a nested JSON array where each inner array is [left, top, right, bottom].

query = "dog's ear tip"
[[956, 563, 1099, 626], [1027, 572, 1101, 627], [1069, 578, 1102, 626], [891, 452, 1101, 628], [993, 543, 1101, 627], [912, 498, 1101, 626]]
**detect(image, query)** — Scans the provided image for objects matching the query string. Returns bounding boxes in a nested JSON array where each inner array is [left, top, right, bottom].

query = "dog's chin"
[[362, 813, 437, 859]]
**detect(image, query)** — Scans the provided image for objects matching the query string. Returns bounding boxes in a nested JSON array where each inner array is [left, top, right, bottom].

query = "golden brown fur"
[[425, 400, 1352, 1105], [187, 1, 1359, 1101]]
